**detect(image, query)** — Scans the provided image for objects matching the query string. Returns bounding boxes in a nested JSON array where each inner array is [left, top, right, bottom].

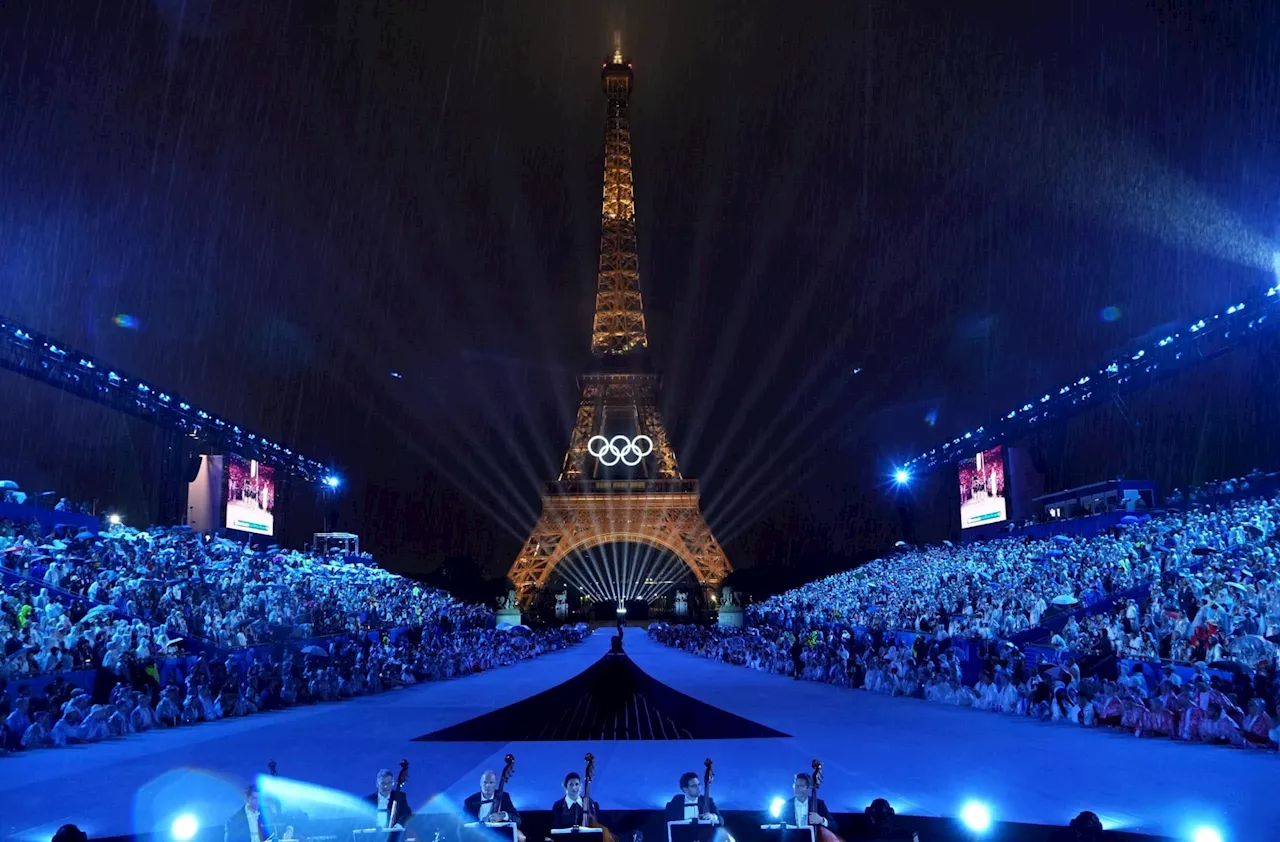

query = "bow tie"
[[481, 798, 495, 804]]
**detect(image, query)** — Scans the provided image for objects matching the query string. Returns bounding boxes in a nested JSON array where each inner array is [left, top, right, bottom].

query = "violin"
[[809, 759, 847, 842], [582, 753, 616, 842]]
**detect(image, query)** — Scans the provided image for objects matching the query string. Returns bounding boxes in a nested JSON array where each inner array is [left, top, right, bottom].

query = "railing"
[[545, 478, 699, 495]]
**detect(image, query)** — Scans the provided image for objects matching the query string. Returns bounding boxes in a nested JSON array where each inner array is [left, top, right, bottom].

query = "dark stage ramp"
[[414, 652, 789, 741]]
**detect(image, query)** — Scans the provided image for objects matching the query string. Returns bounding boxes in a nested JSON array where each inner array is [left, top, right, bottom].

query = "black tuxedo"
[[663, 795, 720, 823], [550, 797, 601, 829], [462, 791, 521, 826], [224, 807, 275, 842], [775, 797, 835, 832], [364, 791, 413, 827]]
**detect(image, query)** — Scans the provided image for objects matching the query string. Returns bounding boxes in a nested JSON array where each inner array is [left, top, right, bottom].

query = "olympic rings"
[[587, 434, 654, 467]]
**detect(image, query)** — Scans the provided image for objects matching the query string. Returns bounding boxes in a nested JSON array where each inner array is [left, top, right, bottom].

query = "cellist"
[[550, 772, 599, 829]]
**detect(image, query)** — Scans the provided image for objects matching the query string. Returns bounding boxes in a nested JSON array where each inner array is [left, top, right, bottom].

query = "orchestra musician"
[[663, 772, 720, 825], [365, 768, 413, 831], [225, 783, 293, 842], [463, 770, 521, 826], [776, 773, 835, 830], [550, 772, 600, 829]]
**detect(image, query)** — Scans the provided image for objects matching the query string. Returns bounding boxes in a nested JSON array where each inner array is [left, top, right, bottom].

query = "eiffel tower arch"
[[509, 37, 731, 606]]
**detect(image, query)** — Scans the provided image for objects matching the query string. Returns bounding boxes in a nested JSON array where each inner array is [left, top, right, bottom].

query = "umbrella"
[[1191, 547, 1219, 556], [82, 605, 116, 621], [1244, 524, 1264, 537], [1225, 582, 1249, 592], [1053, 535, 1072, 544], [1120, 515, 1141, 524], [75, 530, 95, 541], [1038, 663, 1068, 680], [0, 546, 24, 554], [1207, 661, 1250, 675], [301, 645, 329, 656], [0, 480, 20, 490], [1052, 594, 1079, 606]]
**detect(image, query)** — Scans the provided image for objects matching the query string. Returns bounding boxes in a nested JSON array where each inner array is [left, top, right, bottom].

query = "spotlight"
[[107, 514, 122, 526], [1191, 827, 1223, 842], [959, 801, 992, 834], [769, 797, 786, 820], [323, 475, 341, 489], [171, 814, 199, 841], [894, 468, 910, 485]]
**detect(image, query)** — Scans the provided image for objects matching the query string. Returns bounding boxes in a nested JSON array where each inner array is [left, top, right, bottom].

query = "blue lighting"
[[1191, 828, 1223, 842], [769, 797, 786, 819], [391, 371, 404, 379], [894, 468, 910, 485], [959, 800, 992, 834], [171, 814, 199, 841], [323, 475, 341, 489]]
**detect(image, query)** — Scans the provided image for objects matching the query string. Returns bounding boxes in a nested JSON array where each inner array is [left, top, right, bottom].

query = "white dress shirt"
[[376, 794, 391, 828], [793, 798, 827, 827], [245, 808, 263, 842], [682, 797, 718, 824], [478, 797, 496, 821]]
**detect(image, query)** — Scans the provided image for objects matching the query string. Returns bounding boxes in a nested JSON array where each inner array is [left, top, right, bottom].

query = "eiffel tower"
[[508, 37, 731, 607]]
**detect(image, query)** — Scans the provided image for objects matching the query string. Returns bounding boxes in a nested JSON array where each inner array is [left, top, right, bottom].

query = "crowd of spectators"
[[652, 475, 1280, 752], [3, 623, 587, 751], [0, 515, 590, 753], [0, 519, 495, 677]]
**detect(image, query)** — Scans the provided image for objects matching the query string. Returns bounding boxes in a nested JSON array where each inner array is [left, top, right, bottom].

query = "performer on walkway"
[[778, 773, 834, 830], [464, 770, 521, 826], [550, 772, 599, 829], [663, 773, 719, 824]]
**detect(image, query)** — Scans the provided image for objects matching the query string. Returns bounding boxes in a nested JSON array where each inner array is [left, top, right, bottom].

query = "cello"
[[808, 759, 847, 842], [581, 753, 616, 842]]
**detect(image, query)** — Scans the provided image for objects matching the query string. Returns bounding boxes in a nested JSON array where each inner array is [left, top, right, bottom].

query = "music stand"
[[550, 828, 605, 841], [758, 825, 815, 842], [464, 821, 520, 842], [667, 818, 718, 842]]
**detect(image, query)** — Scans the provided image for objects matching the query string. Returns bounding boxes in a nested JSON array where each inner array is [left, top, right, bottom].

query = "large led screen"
[[225, 454, 275, 536], [958, 445, 1007, 529]]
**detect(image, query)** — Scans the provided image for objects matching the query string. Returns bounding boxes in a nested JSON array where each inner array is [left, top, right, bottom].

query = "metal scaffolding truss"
[[0, 314, 329, 481], [904, 283, 1280, 474]]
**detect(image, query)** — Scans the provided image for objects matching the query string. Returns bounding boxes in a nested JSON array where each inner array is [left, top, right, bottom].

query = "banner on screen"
[[959, 445, 1007, 529], [225, 454, 275, 536]]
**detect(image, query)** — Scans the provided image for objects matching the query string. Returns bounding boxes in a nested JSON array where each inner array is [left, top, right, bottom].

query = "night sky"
[[2, 1, 1279, 576]]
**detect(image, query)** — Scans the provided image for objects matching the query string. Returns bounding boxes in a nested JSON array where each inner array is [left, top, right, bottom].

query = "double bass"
[[489, 754, 526, 842], [581, 753, 616, 842], [702, 758, 715, 821], [388, 760, 409, 831], [808, 760, 847, 842]]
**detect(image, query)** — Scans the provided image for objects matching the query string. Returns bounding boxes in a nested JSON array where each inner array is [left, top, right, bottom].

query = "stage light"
[[108, 514, 122, 525], [1191, 827, 1223, 842], [959, 800, 992, 834], [323, 475, 341, 489], [770, 797, 786, 819], [171, 814, 199, 841], [894, 468, 910, 485]]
